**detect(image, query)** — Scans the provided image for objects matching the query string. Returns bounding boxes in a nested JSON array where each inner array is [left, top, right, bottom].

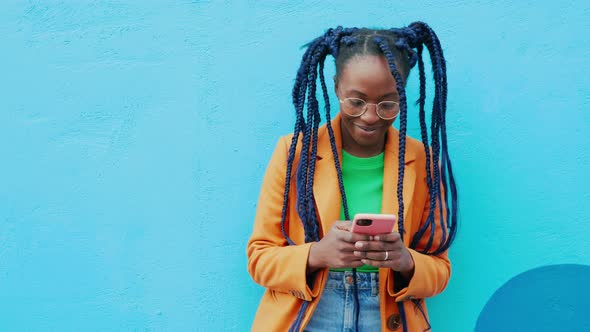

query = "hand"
[[307, 220, 371, 272], [353, 232, 415, 279]]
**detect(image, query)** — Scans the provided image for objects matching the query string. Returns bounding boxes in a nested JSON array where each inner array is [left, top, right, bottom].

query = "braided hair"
[[281, 22, 458, 332]]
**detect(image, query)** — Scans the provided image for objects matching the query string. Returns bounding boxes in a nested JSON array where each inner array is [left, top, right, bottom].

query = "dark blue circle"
[[476, 264, 590, 332]]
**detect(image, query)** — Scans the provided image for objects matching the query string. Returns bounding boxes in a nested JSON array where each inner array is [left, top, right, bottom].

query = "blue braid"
[[423, 24, 458, 254], [412, 22, 458, 255], [417, 23, 445, 254], [424, 24, 449, 252], [289, 38, 326, 331], [375, 22, 460, 330], [295, 33, 330, 243], [373, 36, 409, 241], [302, 44, 326, 242], [319, 34, 361, 331], [280, 54, 311, 245], [279, 109, 303, 246], [288, 28, 359, 332], [280, 36, 323, 246], [318, 61, 351, 221], [410, 44, 438, 252]]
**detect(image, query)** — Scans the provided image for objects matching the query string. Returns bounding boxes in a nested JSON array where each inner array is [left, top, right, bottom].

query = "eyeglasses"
[[338, 97, 400, 120]]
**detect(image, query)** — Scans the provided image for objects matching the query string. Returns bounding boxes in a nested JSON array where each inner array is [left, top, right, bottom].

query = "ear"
[[333, 75, 339, 97]]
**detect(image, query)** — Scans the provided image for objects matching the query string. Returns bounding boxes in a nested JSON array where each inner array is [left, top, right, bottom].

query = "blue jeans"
[[305, 271, 381, 332]]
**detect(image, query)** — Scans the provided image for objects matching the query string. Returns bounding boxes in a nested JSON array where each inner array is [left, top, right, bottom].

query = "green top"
[[330, 150, 384, 273]]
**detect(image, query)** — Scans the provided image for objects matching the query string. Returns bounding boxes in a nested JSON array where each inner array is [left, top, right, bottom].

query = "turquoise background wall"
[[1, 1, 589, 331]]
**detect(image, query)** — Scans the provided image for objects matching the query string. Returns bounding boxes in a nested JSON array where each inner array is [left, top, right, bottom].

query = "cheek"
[[383, 119, 395, 129], [341, 114, 356, 129]]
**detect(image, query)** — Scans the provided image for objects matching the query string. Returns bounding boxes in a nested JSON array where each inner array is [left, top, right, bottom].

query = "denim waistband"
[[324, 270, 380, 291]]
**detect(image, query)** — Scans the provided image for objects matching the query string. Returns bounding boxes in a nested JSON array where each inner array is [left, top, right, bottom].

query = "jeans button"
[[346, 276, 354, 284]]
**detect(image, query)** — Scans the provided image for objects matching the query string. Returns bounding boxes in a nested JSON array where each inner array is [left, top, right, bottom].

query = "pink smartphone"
[[350, 213, 398, 235]]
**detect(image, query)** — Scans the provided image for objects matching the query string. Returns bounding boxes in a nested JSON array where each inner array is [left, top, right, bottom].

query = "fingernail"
[[356, 242, 363, 248], [354, 251, 360, 256]]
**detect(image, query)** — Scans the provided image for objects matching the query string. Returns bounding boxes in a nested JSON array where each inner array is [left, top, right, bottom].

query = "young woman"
[[247, 22, 458, 332]]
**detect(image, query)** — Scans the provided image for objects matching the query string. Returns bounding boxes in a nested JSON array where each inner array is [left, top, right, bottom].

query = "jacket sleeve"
[[246, 136, 322, 302], [389, 159, 452, 302]]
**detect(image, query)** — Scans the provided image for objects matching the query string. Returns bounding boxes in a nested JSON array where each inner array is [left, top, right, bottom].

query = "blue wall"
[[1, 1, 589, 331]]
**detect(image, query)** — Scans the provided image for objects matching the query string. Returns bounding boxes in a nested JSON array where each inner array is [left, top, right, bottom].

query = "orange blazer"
[[247, 114, 451, 331]]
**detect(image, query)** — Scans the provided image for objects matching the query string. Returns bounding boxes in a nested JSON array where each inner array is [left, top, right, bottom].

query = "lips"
[[356, 124, 379, 133]]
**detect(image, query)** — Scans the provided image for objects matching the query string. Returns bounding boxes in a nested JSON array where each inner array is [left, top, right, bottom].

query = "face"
[[335, 55, 400, 157]]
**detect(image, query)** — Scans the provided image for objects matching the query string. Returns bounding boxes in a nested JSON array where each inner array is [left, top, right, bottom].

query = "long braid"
[[319, 59, 351, 221], [303, 42, 328, 242], [373, 37, 409, 242], [373, 36, 412, 332], [288, 36, 326, 332], [423, 23, 458, 254], [375, 22, 459, 330], [280, 36, 323, 245], [288, 28, 359, 331], [410, 22, 458, 255], [411, 43, 437, 252], [423, 24, 448, 252], [294, 34, 328, 244], [318, 32, 362, 332], [413, 23, 445, 255]]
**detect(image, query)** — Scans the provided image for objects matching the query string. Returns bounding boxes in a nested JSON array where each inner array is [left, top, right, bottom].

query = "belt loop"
[[371, 272, 379, 297]]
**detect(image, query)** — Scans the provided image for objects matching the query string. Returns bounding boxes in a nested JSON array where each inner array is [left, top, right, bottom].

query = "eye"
[[347, 98, 365, 108], [379, 101, 398, 111]]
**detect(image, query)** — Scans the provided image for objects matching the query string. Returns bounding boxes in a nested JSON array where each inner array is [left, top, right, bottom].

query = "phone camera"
[[356, 219, 373, 226]]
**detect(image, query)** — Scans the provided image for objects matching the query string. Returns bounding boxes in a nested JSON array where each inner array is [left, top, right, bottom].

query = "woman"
[[247, 22, 458, 332]]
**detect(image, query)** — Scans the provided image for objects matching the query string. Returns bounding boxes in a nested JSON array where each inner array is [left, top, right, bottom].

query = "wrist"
[[307, 242, 324, 273], [399, 249, 415, 280]]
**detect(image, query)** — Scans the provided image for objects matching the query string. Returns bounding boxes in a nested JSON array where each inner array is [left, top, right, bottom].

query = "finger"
[[338, 241, 359, 252], [354, 240, 395, 251], [361, 258, 396, 268], [372, 232, 402, 243], [334, 220, 352, 231], [354, 250, 401, 261]]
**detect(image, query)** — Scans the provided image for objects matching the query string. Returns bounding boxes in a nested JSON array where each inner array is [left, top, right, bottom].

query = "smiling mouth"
[[356, 125, 379, 132]]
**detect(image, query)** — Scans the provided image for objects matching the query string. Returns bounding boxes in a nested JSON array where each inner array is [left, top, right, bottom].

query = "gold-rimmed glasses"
[[338, 97, 400, 120]]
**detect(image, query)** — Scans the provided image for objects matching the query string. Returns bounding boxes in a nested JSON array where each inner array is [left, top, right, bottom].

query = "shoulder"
[[274, 133, 297, 156]]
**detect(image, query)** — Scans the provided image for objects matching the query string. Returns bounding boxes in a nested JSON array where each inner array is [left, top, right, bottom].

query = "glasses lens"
[[377, 101, 399, 119], [343, 98, 365, 116]]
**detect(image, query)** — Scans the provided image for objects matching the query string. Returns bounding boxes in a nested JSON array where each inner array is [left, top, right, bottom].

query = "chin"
[[352, 130, 386, 148]]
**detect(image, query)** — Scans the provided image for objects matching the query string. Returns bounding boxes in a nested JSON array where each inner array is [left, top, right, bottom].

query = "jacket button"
[[387, 313, 401, 330]]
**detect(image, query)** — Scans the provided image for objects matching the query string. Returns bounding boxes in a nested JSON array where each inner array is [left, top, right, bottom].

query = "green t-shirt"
[[330, 150, 384, 273]]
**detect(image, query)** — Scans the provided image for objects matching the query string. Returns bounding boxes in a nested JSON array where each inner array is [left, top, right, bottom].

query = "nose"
[[360, 103, 380, 124]]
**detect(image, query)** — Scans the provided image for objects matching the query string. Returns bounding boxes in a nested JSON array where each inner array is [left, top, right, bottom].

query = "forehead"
[[337, 55, 399, 97]]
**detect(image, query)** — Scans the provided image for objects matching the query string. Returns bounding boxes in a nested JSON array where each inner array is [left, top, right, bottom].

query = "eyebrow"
[[348, 89, 399, 99]]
